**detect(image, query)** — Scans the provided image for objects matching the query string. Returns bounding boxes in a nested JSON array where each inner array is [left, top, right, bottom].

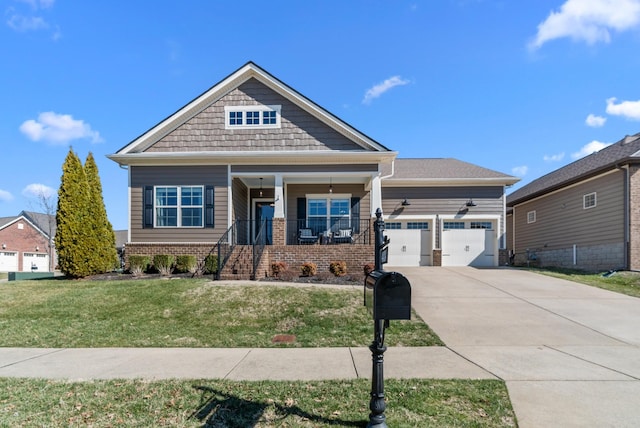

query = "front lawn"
[[0, 278, 442, 348], [531, 267, 640, 298], [0, 378, 516, 427]]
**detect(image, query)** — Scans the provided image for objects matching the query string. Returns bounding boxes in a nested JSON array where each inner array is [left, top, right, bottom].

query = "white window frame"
[[583, 192, 597, 209], [155, 185, 204, 228], [527, 210, 536, 224], [306, 193, 351, 234], [224, 105, 281, 130]]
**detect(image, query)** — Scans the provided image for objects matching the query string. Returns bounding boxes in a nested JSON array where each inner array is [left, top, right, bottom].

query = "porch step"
[[219, 245, 256, 281]]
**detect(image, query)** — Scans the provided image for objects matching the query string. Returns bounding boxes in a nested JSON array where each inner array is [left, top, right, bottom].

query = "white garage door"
[[22, 253, 49, 272], [0, 251, 18, 272], [386, 229, 432, 266], [442, 229, 496, 267]]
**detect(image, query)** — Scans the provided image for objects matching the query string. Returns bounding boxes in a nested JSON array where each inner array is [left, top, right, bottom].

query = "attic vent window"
[[527, 211, 536, 224], [225, 105, 281, 129], [584, 192, 596, 209]]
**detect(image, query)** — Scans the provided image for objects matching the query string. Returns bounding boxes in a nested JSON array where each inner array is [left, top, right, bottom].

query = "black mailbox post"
[[364, 208, 411, 428]]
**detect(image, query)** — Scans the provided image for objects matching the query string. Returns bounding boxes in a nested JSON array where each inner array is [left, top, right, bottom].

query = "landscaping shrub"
[[300, 262, 317, 277], [203, 254, 218, 275], [271, 261, 288, 278], [363, 262, 375, 276], [128, 255, 150, 276], [152, 254, 175, 276], [330, 261, 347, 277], [175, 255, 197, 274], [278, 270, 298, 281]]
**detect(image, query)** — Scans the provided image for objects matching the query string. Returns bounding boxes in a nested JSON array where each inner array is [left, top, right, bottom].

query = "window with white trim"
[[407, 222, 429, 230], [527, 211, 536, 224], [583, 192, 596, 209], [470, 221, 492, 229], [224, 105, 281, 129], [307, 197, 350, 234], [155, 186, 204, 227], [443, 221, 465, 229]]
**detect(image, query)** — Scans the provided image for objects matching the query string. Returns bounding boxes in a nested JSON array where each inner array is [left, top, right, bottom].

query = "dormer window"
[[225, 105, 281, 129]]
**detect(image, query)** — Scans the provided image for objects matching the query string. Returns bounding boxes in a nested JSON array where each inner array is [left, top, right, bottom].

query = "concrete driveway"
[[397, 266, 640, 428]]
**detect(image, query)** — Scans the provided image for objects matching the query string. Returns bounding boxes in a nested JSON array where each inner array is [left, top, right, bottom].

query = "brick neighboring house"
[[507, 132, 640, 272], [0, 211, 56, 272], [108, 62, 518, 279]]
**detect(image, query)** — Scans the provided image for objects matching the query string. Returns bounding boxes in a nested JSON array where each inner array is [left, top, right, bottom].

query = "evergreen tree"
[[55, 148, 92, 277], [84, 152, 119, 272]]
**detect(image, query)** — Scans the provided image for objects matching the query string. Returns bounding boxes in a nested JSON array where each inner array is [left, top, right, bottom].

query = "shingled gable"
[[381, 158, 519, 186], [109, 62, 395, 166], [507, 132, 640, 206]]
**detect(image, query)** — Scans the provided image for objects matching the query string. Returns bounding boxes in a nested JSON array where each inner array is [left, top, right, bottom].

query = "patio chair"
[[298, 228, 318, 244], [332, 228, 353, 244]]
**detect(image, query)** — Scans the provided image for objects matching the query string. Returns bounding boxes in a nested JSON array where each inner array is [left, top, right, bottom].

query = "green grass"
[[530, 267, 640, 298], [0, 278, 442, 348], [0, 272, 7, 280], [0, 378, 516, 427]]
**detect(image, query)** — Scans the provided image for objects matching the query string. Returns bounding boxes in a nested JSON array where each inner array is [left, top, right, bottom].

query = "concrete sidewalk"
[[0, 346, 493, 381]]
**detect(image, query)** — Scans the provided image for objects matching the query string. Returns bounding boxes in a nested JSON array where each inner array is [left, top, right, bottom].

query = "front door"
[[254, 200, 274, 244]]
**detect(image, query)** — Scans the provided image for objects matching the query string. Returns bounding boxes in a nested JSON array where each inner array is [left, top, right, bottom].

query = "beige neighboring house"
[[108, 62, 518, 279], [507, 132, 640, 271]]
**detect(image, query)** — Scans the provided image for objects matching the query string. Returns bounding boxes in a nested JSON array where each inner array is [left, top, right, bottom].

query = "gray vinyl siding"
[[147, 78, 364, 153], [512, 170, 624, 253], [232, 178, 248, 223], [381, 186, 504, 216], [130, 165, 228, 242]]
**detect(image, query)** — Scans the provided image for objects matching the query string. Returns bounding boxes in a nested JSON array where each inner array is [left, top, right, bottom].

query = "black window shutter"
[[351, 197, 360, 233], [205, 185, 215, 228], [297, 197, 306, 229], [143, 186, 154, 229]]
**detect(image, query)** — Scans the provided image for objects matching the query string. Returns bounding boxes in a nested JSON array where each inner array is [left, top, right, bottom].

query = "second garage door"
[[441, 228, 496, 267], [0, 251, 18, 272]]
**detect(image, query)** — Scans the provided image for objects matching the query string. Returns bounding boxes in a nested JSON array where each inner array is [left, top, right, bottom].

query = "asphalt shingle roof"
[[382, 158, 518, 181], [507, 132, 640, 206]]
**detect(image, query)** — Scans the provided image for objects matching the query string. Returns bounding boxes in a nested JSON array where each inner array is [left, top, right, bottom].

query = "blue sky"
[[2, 0, 640, 230]]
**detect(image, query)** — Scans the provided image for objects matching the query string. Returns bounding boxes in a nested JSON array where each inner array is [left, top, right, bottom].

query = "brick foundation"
[[124, 243, 215, 270]]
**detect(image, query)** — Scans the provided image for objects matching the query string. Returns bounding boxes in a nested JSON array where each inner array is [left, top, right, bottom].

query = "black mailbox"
[[364, 270, 411, 320]]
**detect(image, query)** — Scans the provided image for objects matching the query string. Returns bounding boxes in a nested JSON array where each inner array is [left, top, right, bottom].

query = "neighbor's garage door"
[[22, 252, 49, 272], [0, 251, 18, 272], [441, 228, 496, 267]]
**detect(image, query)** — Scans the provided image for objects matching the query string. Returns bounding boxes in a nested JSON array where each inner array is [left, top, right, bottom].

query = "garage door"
[[22, 253, 49, 272], [441, 229, 496, 267], [0, 251, 18, 272], [386, 229, 432, 266]]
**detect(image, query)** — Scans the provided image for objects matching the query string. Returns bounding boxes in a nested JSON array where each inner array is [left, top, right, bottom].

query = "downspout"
[[371, 160, 395, 217], [621, 164, 630, 270]]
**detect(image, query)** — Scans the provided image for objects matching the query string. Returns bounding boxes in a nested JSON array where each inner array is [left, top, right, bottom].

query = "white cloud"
[[20, 112, 103, 145], [585, 113, 607, 127], [606, 97, 640, 120], [529, 0, 640, 50], [512, 165, 528, 176], [544, 152, 566, 162], [571, 140, 611, 159], [22, 183, 55, 199], [6, 0, 58, 38], [363, 76, 410, 105], [6, 13, 48, 31], [0, 189, 14, 202]]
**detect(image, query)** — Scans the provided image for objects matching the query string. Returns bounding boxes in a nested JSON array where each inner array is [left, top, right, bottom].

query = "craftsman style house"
[[109, 62, 518, 279], [507, 132, 640, 272]]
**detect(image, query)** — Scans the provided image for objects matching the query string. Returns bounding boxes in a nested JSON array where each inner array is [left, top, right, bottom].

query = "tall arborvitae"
[[84, 152, 119, 272], [55, 148, 92, 278]]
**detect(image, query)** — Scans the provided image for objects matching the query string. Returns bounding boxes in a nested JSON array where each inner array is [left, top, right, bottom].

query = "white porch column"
[[274, 174, 285, 218], [370, 174, 382, 216]]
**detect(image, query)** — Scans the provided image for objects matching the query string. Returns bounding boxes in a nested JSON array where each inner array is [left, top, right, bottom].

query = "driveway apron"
[[397, 266, 640, 428]]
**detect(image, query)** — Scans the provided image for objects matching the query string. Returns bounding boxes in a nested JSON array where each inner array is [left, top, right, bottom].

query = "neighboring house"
[[0, 211, 56, 272], [506, 132, 640, 272], [108, 62, 518, 279]]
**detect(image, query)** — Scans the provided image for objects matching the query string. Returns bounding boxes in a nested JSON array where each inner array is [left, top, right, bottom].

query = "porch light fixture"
[[401, 199, 411, 206], [1, 243, 5, 249], [259, 178, 263, 197], [35, 246, 39, 251], [329, 178, 333, 194], [466, 198, 477, 207]]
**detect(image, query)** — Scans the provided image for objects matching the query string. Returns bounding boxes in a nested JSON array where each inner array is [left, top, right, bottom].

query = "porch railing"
[[252, 219, 267, 279], [285, 219, 372, 245]]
